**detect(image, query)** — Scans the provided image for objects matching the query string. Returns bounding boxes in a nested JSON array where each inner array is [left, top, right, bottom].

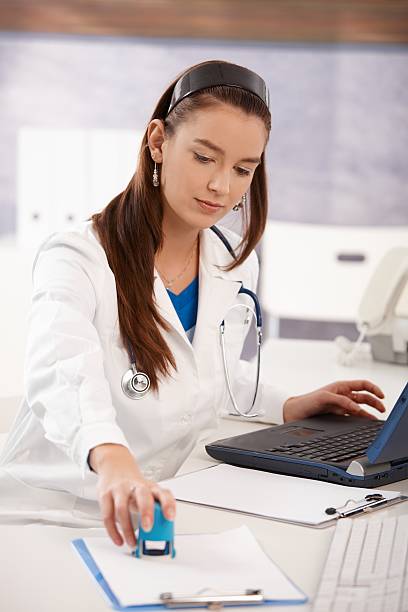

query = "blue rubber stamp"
[[135, 501, 175, 558]]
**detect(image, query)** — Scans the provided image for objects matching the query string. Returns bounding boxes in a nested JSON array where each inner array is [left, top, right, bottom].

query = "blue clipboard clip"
[[160, 588, 265, 609]]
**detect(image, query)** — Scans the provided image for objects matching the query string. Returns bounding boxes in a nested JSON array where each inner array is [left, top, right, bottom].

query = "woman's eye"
[[194, 152, 212, 164], [194, 152, 251, 176], [235, 167, 251, 177]]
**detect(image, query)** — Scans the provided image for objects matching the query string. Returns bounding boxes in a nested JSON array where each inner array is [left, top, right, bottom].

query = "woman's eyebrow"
[[193, 138, 261, 164]]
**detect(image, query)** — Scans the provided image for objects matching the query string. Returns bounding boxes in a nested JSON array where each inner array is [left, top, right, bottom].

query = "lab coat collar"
[[153, 228, 243, 347], [199, 226, 243, 282]]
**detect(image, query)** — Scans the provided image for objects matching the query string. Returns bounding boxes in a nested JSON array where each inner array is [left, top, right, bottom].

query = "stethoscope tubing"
[[236, 287, 262, 328], [220, 288, 263, 418], [121, 228, 263, 417]]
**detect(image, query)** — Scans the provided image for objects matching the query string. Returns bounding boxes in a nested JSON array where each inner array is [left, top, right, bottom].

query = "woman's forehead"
[[176, 104, 267, 155]]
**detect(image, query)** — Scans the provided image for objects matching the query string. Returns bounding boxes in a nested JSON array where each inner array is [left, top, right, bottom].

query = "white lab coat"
[[0, 221, 287, 525]]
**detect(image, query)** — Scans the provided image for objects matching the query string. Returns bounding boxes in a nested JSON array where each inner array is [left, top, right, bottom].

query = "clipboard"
[[160, 464, 408, 528], [72, 526, 307, 609]]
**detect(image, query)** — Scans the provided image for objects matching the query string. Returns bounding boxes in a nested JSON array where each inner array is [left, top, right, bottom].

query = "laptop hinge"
[[346, 456, 391, 477]]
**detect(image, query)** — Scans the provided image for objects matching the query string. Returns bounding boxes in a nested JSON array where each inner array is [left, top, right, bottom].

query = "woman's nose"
[[208, 168, 230, 196]]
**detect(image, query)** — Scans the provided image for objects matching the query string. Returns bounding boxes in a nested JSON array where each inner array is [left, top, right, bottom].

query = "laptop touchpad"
[[283, 426, 325, 439]]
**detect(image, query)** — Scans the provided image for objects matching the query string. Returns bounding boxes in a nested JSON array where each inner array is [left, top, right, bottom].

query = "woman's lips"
[[195, 198, 224, 213]]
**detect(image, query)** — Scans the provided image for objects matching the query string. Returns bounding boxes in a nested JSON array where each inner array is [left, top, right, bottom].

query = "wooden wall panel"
[[1, 0, 408, 44]]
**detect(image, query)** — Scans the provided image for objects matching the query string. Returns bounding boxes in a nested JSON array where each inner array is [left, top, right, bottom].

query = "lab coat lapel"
[[153, 272, 191, 345], [193, 228, 242, 352], [152, 228, 242, 351]]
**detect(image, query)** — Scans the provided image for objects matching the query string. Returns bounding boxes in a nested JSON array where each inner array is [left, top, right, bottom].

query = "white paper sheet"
[[79, 525, 305, 607], [161, 464, 404, 527]]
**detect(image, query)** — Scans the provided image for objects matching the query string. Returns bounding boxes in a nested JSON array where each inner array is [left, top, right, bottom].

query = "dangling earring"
[[153, 161, 159, 187], [233, 192, 247, 211]]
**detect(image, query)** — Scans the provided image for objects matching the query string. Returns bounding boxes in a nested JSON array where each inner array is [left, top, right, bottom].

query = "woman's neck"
[[159, 210, 199, 261], [155, 210, 200, 292]]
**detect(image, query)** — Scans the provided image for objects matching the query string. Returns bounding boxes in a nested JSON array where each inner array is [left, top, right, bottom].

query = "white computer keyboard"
[[313, 514, 408, 612]]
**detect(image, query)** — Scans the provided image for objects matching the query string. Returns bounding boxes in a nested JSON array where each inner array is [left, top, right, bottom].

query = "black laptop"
[[206, 382, 408, 488]]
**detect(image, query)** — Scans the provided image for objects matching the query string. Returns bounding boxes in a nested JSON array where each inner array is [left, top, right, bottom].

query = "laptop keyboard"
[[267, 421, 384, 464]]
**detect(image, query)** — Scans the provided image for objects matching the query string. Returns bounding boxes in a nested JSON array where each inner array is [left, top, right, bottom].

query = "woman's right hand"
[[89, 443, 176, 548]]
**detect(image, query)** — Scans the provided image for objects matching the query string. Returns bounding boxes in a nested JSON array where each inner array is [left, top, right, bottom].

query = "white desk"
[[0, 338, 407, 612]]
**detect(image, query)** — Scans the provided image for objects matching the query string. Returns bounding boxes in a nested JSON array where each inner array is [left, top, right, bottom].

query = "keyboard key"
[[332, 600, 350, 611], [349, 601, 367, 612], [373, 517, 396, 579], [386, 575, 403, 594], [401, 585, 408, 610], [357, 520, 382, 583], [367, 580, 386, 600], [389, 514, 408, 578], [324, 521, 352, 582], [339, 521, 367, 585], [366, 598, 384, 612], [384, 590, 403, 612], [336, 585, 369, 601]]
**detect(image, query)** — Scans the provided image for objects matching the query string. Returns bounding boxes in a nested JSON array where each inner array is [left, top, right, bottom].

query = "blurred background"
[[1, 0, 408, 396]]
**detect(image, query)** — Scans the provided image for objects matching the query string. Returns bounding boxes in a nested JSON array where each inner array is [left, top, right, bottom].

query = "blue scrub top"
[[167, 277, 199, 342]]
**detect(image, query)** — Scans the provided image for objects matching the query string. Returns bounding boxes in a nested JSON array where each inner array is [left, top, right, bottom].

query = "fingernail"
[[142, 518, 152, 531], [167, 508, 175, 520]]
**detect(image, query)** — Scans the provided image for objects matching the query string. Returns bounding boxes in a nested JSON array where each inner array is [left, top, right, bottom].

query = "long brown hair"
[[91, 60, 272, 392]]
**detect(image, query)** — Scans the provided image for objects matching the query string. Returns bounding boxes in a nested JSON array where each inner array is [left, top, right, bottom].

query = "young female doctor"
[[0, 60, 386, 548]]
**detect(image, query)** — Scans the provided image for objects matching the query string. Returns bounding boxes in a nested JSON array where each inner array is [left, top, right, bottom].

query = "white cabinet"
[[17, 128, 143, 249]]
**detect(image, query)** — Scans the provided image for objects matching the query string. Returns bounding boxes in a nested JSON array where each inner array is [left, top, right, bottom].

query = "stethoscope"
[[121, 342, 151, 399], [121, 227, 263, 418], [220, 286, 262, 418]]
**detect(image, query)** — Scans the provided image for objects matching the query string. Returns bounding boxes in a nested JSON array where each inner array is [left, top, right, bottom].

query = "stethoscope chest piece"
[[121, 366, 151, 399]]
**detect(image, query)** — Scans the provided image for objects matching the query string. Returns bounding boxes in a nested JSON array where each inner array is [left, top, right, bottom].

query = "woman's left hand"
[[283, 380, 386, 423]]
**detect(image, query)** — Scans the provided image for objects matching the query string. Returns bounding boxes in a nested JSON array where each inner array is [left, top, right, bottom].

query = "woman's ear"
[[147, 119, 166, 163]]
